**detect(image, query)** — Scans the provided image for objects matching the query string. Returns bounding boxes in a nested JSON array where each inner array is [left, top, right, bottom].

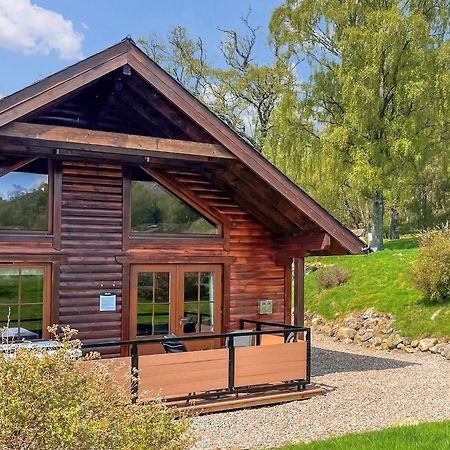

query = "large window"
[[0, 266, 47, 341], [130, 168, 218, 235], [0, 159, 49, 231]]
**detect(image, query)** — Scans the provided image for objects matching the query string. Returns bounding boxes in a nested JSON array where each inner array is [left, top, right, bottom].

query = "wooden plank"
[[177, 387, 325, 414], [293, 258, 305, 327], [0, 122, 235, 161], [235, 342, 307, 387], [137, 349, 229, 399]]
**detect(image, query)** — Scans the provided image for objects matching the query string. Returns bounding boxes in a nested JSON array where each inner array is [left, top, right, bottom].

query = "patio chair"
[[225, 329, 254, 347], [162, 334, 187, 353]]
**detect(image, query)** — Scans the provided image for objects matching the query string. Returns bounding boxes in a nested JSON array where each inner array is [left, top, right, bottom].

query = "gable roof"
[[0, 38, 366, 255]]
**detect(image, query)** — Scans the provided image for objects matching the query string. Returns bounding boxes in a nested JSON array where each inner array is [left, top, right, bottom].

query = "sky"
[[0, 0, 284, 98]]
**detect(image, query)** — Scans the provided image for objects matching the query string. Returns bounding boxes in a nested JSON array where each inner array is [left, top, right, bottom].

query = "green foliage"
[[277, 421, 450, 450], [0, 181, 48, 231], [304, 238, 449, 338], [0, 326, 191, 450], [315, 265, 348, 290], [268, 0, 450, 245], [130, 180, 217, 234], [413, 230, 450, 302]]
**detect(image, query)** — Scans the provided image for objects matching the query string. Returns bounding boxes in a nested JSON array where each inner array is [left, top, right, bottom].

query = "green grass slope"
[[277, 421, 450, 450], [305, 238, 450, 338]]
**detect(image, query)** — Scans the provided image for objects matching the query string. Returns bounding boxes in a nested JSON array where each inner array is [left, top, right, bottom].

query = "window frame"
[[0, 263, 52, 341], [0, 159, 54, 237], [124, 167, 224, 242]]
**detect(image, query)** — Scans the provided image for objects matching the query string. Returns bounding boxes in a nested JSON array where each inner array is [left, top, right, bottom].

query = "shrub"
[[315, 265, 348, 290], [0, 326, 191, 450], [413, 230, 450, 302]]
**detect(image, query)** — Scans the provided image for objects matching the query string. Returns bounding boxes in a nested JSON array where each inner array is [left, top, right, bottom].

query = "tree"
[[138, 12, 296, 150], [270, 0, 450, 249]]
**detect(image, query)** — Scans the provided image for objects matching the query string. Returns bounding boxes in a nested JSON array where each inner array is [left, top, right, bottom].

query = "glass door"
[[130, 264, 222, 344], [130, 265, 177, 340]]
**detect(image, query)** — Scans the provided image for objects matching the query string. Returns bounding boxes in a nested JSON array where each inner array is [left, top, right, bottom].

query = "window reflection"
[[0, 161, 49, 231], [183, 272, 214, 333], [137, 272, 171, 336], [0, 267, 45, 341], [130, 168, 218, 235]]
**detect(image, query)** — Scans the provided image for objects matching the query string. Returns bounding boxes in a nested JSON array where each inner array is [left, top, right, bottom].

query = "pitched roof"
[[0, 38, 365, 255]]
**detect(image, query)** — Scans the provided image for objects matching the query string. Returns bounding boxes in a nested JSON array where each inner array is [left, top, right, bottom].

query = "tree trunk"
[[389, 206, 400, 239], [370, 192, 384, 251]]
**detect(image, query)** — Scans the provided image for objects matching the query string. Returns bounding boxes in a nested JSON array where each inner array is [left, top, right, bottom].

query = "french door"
[[130, 264, 222, 345]]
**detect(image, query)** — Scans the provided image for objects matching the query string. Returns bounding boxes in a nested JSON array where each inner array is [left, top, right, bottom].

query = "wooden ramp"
[[174, 386, 325, 415]]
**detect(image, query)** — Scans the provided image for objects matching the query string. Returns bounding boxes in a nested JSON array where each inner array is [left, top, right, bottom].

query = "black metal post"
[[306, 328, 311, 384], [227, 335, 235, 390], [131, 343, 139, 404], [256, 322, 261, 346]]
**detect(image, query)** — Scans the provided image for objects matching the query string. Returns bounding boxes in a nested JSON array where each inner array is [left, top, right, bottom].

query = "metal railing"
[[83, 319, 311, 404]]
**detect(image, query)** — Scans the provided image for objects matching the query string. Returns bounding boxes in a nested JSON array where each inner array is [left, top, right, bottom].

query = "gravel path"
[[191, 334, 450, 450]]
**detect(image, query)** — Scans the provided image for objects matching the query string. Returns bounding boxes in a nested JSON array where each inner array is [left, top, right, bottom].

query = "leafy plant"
[[0, 326, 191, 450], [413, 230, 450, 303], [316, 265, 348, 290]]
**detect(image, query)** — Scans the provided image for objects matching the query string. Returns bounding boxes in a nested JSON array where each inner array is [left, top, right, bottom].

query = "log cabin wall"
[[59, 161, 124, 346], [1, 158, 287, 352]]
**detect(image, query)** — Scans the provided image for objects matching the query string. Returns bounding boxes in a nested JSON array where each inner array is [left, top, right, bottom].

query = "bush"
[[413, 230, 450, 302], [316, 265, 348, 290], [0, 326, 191, 450]]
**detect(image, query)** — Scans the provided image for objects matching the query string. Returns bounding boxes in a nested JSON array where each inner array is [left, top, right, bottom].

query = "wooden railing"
[[83, 320, 311, 404]]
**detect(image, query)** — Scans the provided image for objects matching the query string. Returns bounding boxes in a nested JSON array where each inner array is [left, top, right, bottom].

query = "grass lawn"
[[305, 238, 450, 338], [277, 421, 450, 450]]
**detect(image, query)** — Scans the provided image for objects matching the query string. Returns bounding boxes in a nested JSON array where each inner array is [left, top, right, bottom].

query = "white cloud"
[[0, 0, 84, 60]]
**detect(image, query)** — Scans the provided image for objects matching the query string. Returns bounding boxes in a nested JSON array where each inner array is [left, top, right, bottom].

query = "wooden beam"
[[277, 232, 331, 257], [293, 257, 304, 327], [0, 156, 36, 177], [0, 122, 235, 162]]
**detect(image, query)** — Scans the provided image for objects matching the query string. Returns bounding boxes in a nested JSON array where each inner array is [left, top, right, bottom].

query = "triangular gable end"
[[0, 38, 365, 255]]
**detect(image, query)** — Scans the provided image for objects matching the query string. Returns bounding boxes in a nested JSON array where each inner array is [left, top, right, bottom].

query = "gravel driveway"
[[191, 333, 450, 449]]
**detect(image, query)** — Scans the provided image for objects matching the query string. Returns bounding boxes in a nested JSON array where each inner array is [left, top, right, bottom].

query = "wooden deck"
[[84, 338, 317, 412]]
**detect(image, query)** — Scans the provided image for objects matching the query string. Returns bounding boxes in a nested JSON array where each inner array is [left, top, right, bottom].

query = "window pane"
[[19, 304, 43, 340], [20, 268, 44, 303], [183, 303, 198, 334], [200, 302, 214, 332], [136, 304, 153, 336], [0, 269, 19, 306], [0, 171, 48, 231], [130, 179, 218, 234], [200, 272, 214, 302], [184, 272, 198, 302], [0, 305, 18, 330], [153, 303, 170, 335], [137, 272, 153, 304], [154, 272, 170, 303]]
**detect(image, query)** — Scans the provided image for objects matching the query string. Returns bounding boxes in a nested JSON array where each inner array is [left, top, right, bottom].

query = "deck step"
[[172, 386, 325, 415]]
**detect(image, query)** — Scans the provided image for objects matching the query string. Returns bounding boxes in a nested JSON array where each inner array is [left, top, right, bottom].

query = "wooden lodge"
[[0, 38, 365, 410]]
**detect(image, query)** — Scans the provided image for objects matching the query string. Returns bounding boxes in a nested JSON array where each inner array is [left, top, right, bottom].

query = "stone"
[[311, 317, 322, 327], [336, 327, 357, 341], [362, 307, 376, 319], [397, 343, 405, 350], [402, 337, 412, 346], [404, 347, 416, 353], [322, 325, 332, 335], [341, 338, 353, 345], [418, 338, 438, 352], [411, 340, 419, 348], [369, 336, 383, 346], [360, 331, 373, 342], [328, 327, 338, 338], [430, 344, 446, 354], [386, 333, 403, 350], [443, 346, 450, 360]]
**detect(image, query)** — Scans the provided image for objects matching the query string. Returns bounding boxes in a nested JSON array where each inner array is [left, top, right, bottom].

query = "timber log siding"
[[47, 160, 288, 354]]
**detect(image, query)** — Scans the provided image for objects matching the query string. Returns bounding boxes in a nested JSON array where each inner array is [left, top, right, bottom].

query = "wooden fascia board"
[[126, 46, 365, 255], [0, 157, 37, 177], [276, 232, 332, 257], [0, 42, 129, 128], [0, 122, 235, 162]]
